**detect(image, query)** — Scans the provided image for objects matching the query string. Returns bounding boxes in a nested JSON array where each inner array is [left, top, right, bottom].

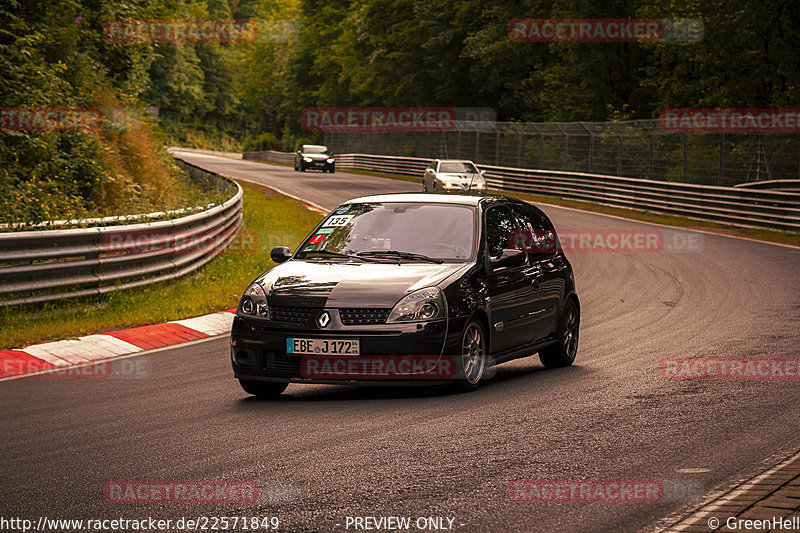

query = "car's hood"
[[438, 172, 485, 182], [256, 260, 469, 307], [301, 153, 330, 160]]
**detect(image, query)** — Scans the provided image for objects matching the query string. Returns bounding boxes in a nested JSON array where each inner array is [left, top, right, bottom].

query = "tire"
[[239, 379, 288, 399], [293, 162, 298, 171], [455, 319, 488, 391], [299, 164, 306, 172], [422, 179, 428, 192], [538, 299, 579, 368], [432, 182, 438, 193]]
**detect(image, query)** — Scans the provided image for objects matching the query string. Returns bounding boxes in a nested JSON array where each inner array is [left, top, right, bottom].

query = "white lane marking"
[[675, 468, 711, 473], [171, 312, 233, 336]]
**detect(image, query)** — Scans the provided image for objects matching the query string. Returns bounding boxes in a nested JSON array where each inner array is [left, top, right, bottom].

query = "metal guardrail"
[[0, 158, 243, 306], [245, 151, 800, 232], [242, 150, 294, 165], [734, 179, 800, 192]]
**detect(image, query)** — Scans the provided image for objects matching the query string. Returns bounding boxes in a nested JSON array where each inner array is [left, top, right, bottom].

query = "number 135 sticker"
[[322, 215, 353, 227]]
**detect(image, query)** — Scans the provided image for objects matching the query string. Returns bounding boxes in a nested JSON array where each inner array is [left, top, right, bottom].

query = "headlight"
[[444, 182, 454, 189], [387, 287, 446, 322], [475, 182, 484, 189], [239, 283, 269, 318], [303, 157, 312, 162], [326, 158, 335, 163]]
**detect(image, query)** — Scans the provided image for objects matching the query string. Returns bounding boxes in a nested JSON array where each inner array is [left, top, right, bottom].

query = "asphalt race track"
[[2, 151, 799, 532]]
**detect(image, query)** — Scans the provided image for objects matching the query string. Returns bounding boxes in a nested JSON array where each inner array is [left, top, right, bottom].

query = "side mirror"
[[479, 169, 486, 175], [270, 246, 292, 264], [490, 248, 525, 270]]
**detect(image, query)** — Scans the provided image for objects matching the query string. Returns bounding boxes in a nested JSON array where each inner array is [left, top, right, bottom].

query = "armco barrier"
[[0, 158, 243, 306], [244, 150, 800, 232], [242, 150, 294, 165]]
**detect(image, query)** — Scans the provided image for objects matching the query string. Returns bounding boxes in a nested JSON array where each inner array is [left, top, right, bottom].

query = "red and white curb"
[[0, 309, 235, 379]]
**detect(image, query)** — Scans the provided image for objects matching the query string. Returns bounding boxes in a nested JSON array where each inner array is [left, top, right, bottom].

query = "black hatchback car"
[[294, 144, 335, 173], [231, 193, 579, 398]]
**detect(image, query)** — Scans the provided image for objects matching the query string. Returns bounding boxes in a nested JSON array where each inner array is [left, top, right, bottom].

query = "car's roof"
[[342, 192, 507, 206], [435, 159, 477, 164], [302, 144, 327, 149]]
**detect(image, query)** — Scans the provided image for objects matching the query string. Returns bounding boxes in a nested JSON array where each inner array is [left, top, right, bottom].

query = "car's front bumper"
[[231, 314, 465, 384], [304, 159, 334, 171]]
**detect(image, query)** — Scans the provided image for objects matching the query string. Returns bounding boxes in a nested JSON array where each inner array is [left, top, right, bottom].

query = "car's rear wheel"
[[539, 299, 579, 368], [422, 181, 428, 192], [456, 320, 487, 391], [299, 164, 305, 172], [432, 182, 438, 193], [239, 379, 288, 399]]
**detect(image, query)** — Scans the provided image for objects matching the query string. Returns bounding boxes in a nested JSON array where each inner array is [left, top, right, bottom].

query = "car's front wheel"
[[455, 319, 487, 391], [239, 379, 288, 399], [539, 299, 579, 368]]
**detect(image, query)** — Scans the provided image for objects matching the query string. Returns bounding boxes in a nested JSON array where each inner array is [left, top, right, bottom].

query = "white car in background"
[[422, 159, 487, 193]]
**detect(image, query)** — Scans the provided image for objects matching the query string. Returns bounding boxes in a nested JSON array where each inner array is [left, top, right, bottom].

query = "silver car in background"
[[422, 159, 487, 193]]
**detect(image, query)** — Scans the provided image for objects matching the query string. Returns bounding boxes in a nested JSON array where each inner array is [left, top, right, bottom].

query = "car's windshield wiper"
[[299, 250, 380, 262], [356, 250, 444, 263]]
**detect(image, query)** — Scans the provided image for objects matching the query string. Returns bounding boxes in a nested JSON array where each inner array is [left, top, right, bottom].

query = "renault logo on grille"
[[317, 311, 331, 328]]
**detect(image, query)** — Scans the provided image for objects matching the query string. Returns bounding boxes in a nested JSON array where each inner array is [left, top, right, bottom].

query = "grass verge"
[[0, 182, 323, 350]]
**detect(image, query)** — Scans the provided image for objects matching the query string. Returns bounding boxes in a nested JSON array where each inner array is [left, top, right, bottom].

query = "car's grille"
[[339, 308, 391, 325], [270, 306, 315, 324]]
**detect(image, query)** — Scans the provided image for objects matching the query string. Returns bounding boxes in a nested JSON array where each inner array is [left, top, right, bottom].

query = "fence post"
[[718, 133, 725, 186], [610, 123, 623, 175], [683, 133, 688, 182], [474, 126, 480, 163], [649, 133, 654, 179], [495, 126, 500, 165], [517, 130, 522, 168], [554, 123, 567, 170], [580, 122, 593, 172]]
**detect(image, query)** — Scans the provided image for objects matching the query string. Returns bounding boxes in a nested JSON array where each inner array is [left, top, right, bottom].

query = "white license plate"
[[286, 337, 360, 356]]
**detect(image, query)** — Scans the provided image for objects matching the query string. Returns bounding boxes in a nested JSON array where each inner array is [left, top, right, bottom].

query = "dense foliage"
[[3, 0, 798, 223]]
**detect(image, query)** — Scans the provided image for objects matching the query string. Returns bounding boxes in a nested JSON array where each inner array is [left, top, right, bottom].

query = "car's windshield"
[[302, 145, 329, 154], [295, 202, 475, 262], [439, 162, 478, 174]]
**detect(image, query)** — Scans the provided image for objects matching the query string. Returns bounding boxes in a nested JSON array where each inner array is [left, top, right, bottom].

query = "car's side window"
[[513, 205, 557, 258], [485, 206, 522, 259]]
